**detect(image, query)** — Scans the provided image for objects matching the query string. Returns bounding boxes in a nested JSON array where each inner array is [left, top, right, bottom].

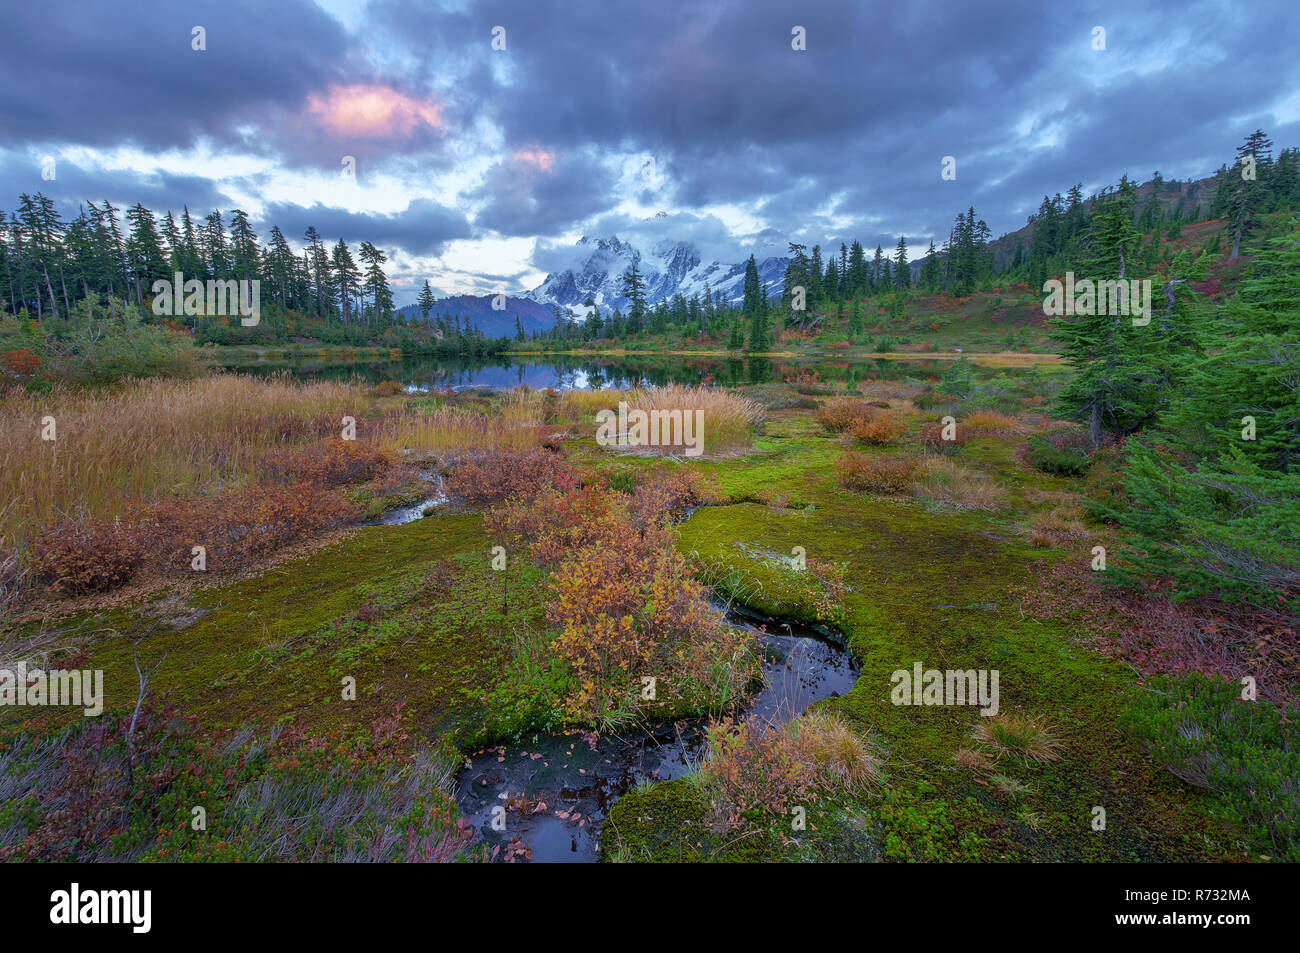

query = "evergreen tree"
[[357, 241, 392, 325], [1055, 175, 1179, 445], [1115, 222, 1299, 608], [742, 255, 767, 350], [228, 209, 260, 278], [418, 279, 436, 322], [330, 238, 360, 323], [203, 210, 228, 278], [894, 235, 909, 291], [620, 263, 647, 333], [1226, 129, 1275, 258], [846, 241, 867, 297], [920, 239, 941, 292]]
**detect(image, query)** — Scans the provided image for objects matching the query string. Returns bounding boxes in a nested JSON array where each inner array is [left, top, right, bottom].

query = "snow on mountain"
[[526, 235, 788, 316]]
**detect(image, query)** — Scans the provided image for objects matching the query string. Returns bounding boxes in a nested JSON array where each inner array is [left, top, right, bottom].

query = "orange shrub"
[[848, 414, 905, 445], [3, 348, 41, 378], [836, 452, 919, 493], [444, 449, 575, 505], [627, 470, 701, 525], [148, 484, 356, 570], [31, 519, 146, 593], [491, 480, 753, 725], [487, 481, 625, 566], [547, 530, 737, 722], [919, 420, 968, 455], [815, 398, 876, 433], [261, 439, 394, 487]]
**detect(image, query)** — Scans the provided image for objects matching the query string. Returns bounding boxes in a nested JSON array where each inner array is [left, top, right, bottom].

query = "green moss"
[[602, 778, 787, 862], [1, 512, 528, 746], [621, 428, 1237, 860]]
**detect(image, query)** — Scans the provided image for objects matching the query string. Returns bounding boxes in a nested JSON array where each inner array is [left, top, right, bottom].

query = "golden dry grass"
[[961, 410, 1025, 433], [580, 384, 764, 456], [0, 374, 363, 550], [381, 388, 545, 456], [788, 711, 882, 796], [914, 456, 1008, 510]]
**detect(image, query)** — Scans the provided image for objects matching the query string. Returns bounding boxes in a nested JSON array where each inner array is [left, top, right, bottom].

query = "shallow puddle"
[[452, 607, 857, 862]]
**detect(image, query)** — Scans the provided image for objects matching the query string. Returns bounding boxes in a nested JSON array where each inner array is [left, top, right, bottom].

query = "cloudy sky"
[[3, 0, 1297, 304]]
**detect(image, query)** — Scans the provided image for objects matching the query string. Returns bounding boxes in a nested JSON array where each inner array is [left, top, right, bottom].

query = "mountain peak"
[[528, 235, 785, 314]]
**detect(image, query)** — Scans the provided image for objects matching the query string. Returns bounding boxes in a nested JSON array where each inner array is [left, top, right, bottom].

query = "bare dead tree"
[[125, 620, 166, 788]]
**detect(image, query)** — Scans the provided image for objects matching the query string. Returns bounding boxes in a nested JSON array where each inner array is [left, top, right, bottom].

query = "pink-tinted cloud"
[[510, 148, 556, 173], [305, 83, 442, 139]]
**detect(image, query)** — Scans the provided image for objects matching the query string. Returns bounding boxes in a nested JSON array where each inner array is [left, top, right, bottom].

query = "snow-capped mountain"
[[526, 235, 789, 316]]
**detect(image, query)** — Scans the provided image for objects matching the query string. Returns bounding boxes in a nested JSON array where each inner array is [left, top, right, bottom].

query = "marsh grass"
[[698, 710, 881, 830], [582, 385, 763, 456], [382, 388, 545, 456], [0, 374, 361, 550], [972, 712, 1064, 764], [914, 456, 1008, 511]]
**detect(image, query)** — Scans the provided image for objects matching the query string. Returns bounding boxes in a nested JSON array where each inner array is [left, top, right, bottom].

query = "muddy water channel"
[[452, 605, 858, 862]]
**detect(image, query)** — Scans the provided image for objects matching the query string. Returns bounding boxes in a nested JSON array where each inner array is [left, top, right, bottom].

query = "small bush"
[[262, 439, 395, 487], [919, 420, 968, 455], [2, 348, 41, 379], [848, 414, 905, 445], [1122, 673, 1298, 861], [31, 519, 145, 593], [371, 379, 404, 397], [445, 449, 574, 505], [148, 484, 356, 570], [627, 470, 701, 525], [816, 398, 876, 433], [836, 452, 919, 493], [491, 481, 754, 726], [1026, 432, 1092, 476]]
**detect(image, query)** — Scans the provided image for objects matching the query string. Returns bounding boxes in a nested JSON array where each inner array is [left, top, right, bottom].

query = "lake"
[[217, 349, 1061, 392]]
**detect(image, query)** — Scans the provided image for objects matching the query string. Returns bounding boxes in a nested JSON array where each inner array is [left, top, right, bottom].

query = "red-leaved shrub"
[[444, 449, 575, 505], [31, 518, 146, 593]]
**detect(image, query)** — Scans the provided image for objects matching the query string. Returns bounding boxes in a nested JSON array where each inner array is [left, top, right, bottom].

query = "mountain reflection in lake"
[[219, 351, 1008, 392]]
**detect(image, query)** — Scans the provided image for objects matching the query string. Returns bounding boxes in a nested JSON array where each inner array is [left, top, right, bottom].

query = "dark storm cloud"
[[467, 149, 619, 236], [259, 198, 471, 255], [0, 0, 353, 154], [2, 0, 1298, 271], [0, 152, 231, 219], [371, 0, 1300, 247]]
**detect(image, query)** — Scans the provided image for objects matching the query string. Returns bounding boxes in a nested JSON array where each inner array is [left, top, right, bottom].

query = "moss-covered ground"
[[590, 412, 1242, 862], [0, 387, 1249, 863]]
